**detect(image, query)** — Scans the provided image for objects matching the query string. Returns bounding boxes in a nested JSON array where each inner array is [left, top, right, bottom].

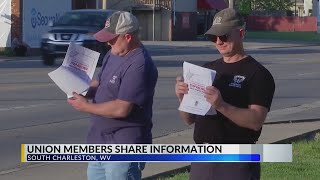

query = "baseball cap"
[[205, 8, 244, 36], [94, 11, 139, 42]]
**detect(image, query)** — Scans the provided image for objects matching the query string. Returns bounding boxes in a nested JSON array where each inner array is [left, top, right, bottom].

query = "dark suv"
[[41, 9, 114, 66]]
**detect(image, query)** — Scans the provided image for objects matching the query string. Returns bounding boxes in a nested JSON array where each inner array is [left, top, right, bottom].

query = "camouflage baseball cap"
[[94, 11, 139, 42], [205, 8, 244, 36]]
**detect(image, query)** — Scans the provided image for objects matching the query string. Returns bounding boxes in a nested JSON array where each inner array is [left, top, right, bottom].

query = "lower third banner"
[[23, 154, 260, 162]]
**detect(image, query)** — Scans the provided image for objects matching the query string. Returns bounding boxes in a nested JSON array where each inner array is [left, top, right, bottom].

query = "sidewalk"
[[0, 120, 319, 180], [0, 39, 318, 61], [0, 56, 39, 61]]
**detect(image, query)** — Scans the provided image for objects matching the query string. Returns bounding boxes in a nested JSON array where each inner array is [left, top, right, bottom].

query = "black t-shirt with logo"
[[193, 56, 275, 144]]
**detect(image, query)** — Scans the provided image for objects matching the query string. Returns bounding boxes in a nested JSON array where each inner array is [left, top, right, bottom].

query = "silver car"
[[41, 9, 115, 66]]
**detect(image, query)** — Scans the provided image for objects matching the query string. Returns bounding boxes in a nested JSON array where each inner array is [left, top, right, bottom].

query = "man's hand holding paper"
[[67, 92, 89, 112], [178, 62, 217, 116]]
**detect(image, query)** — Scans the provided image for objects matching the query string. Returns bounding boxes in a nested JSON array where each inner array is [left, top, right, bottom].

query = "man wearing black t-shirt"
[[175, 8, 275, 180]]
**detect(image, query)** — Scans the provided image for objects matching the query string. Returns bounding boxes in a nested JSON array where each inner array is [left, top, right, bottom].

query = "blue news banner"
[[22, 144, 292, 162], [26, 154, 260, 162]]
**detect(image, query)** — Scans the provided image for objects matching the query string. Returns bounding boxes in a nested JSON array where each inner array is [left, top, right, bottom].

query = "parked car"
[[41, 9, 115, 66]]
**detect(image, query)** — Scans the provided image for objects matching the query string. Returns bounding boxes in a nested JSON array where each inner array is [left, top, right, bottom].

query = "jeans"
[[87, 162, 145, 180]]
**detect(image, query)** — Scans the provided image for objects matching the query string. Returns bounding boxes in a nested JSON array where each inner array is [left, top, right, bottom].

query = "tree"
[[251, 0, 293, 11], [238, 0, 252, 16], [237, 0, 293, 15]]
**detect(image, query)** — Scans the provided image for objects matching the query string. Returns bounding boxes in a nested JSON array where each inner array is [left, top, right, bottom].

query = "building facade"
[[1, 0, 228, 50], [99, 0, 199, 41], [99, 0, 227, 40]]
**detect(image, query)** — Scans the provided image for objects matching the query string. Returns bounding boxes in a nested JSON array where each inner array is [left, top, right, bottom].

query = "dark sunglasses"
[[208, 34, 229, 43]]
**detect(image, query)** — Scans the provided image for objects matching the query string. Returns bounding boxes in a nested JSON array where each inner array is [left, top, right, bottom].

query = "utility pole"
[[229, 0, 234, 8], [103, 0, 107, 9], [318, 0, 320, 33], [295, 0, 297, 16], [153, 0, 155, 41]]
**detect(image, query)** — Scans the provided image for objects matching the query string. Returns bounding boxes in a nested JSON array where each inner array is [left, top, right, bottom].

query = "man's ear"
[[240, 29, 246, 39], [125, 33, 132, 42]]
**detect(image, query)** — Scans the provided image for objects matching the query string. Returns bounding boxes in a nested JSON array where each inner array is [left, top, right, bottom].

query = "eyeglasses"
[[208, 34, 229, 43]]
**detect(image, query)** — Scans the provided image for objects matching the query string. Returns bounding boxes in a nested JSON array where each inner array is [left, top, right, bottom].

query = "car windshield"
[[54, 11, 111, 27]]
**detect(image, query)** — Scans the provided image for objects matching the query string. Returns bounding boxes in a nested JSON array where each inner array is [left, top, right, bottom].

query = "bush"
[[0, 48, 15, 56]]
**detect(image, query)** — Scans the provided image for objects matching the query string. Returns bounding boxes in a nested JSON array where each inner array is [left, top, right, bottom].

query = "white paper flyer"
[[178, 61, 217, 116], [48, 43, 100, 98]]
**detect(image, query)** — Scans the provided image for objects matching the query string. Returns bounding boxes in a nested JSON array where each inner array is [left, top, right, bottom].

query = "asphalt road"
[[1, 40, 320, 172]]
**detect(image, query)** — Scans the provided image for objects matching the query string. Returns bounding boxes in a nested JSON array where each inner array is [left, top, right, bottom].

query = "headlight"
[[77, 33, 95, 41], [42, 33, 55, 40]]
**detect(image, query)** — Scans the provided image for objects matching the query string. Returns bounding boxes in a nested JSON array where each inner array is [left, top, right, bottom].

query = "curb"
[[256, 44, 320, 50], [273, 129, 320, 144], [0, 56, 40, 61], [0, 41, 317, 60], [0, 163, 52, 176], [142, 165, 190, 180], [143, 123, 320, 180], [265, 118, 320, 125]]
